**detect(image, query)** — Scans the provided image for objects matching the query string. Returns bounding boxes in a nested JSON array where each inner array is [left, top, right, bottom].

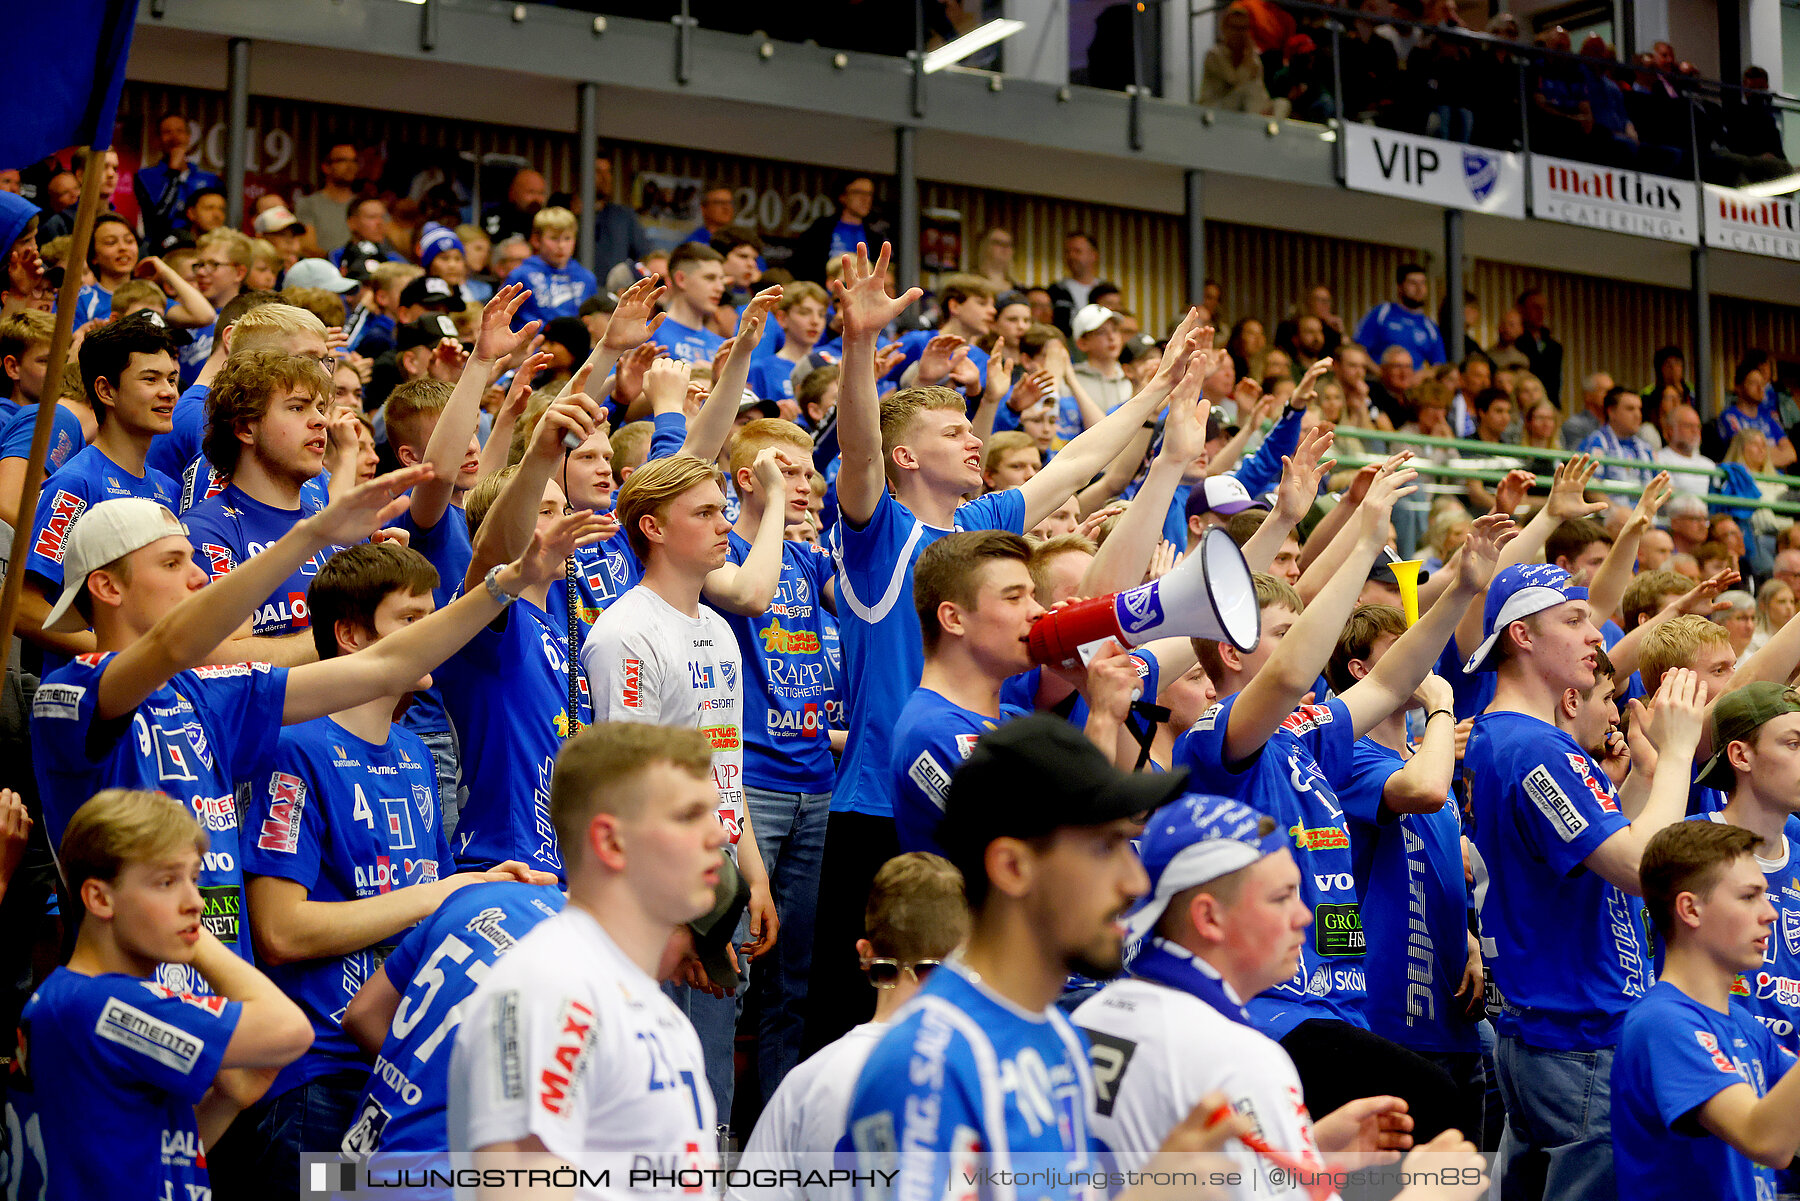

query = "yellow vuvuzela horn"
[[1389, 558, 1424, 626]]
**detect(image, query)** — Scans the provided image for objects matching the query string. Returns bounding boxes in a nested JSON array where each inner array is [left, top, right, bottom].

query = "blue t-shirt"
[[182, 482, 339, 638], [649, 316, 725, 366], [72, 282, 112, 325], [832, 488, 1026, 819], [719, 531, 837, 793], [842, 962, 1101, 1200], [145, 381, 208, 484], [747, 355, 800, 402], [886, 327, 990, 391], [178, 323, 212, 387], [1464, 710, 1651, 1049], [1340, 737, 1481, 1053], [542, 529, 640, 645], [828, 220, 866, 262], [1435, 634, 1495, 721], [503, 255, 598, 326], [31, 655, 289, 976], [341, 882, 565, 1171], [1173, 695, 1369, 1036], [892, 690, 1032, 855], [243, 715, 453, 1097], [392, 503, 477, 747], [438, 600, 589, 877], [0, 402, 84, 475], [3, 969, 239, 1201], [1353, 302, 1446, 367], [26, 445, 178, 594], [1614, 981, 1791, 1201], [1703, 813, 1800, 1053]]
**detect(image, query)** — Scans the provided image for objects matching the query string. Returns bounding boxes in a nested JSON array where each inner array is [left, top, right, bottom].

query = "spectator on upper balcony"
[[1717, 357, 1798, 470], [1355, 263, 1444, 369], [135, 114, 221, 255], [1199, 4, 1289, 118], [1339, 0, 1403, 126], [1405, 0, 1478, 144], [1578, 36, 1670, 173], [1528, 26, 1602, 163], [792, 175, 886, 285], [1514, 287, 1564, 405], [1274, 284, 1343, 364], [481, 168, 547, 245], [1046, 231, 1103, 335], [295, 143, 361, 257], [973, 228, 1020, 293], [1713, 67, 1793, 186], [1467, 12, 1525, 150], [1268, 33, 1335, 125]]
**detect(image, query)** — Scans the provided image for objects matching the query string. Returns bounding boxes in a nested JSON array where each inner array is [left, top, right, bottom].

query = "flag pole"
[[0, 148, 109, 653]]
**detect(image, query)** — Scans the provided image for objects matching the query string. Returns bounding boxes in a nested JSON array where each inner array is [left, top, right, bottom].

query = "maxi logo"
[[31, 490, 85, 563], [199, 543, 235, 577]]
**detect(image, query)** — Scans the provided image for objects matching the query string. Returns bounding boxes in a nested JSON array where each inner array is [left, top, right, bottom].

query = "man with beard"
[[1355, 264, 1445, 370]]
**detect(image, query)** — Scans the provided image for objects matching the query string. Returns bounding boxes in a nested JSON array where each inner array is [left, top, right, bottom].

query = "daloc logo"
[[1463, 151, 1499, 203]]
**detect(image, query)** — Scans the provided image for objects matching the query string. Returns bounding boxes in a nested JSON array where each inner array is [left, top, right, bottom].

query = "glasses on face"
[[863, 958, 941, 989], [195, 258, 232, 272]]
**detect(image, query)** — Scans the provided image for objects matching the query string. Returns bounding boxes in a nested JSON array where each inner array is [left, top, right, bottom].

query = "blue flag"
[[0, 0, 137, 170]]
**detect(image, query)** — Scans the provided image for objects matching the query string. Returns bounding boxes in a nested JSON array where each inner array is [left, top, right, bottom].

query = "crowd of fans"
[[7, 92, 1800, 1201], [1198, 1, 1791, 185]]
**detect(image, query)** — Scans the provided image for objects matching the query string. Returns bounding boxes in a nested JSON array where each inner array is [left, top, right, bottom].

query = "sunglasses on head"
[[862, 957, 941, 989]]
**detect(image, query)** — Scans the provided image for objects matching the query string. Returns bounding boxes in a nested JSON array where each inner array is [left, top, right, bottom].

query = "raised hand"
[[528, 373, 604, 462], [312, 465, 434, 546], [830, 242, 921, 342], [602, 274, 669, 352], [751, 446, 793, 497], [1490, 468, 1536, 517], [708, 337, 739, 384], [916, 334, 967, 386], [474, 283, 542, 363], [1645, 666, 1705, 757], [1291, 357, 1332, 410], [736, 285, 783, 343], [947, 348, 981, 394], [1669, 567, 1739, 617], [428, 338, 468, 383], [515, 508, 613, 588], [1160, 375, 1213, 468], [1077, 505, 1125, 543], [1232, 374, 1264, 416], [0, 788, 32, 891], [872, 341, 905, 379], [1625, 471, 1672, 533], [643, 358, 693, 413], [1357, 459, 1420, 538], [614, 341, 665, 405], [1150, 309, 1204, 390], [324, 325, 351, 364], [1272, 424, 1334, 524], [1455, 511, 1519, 592], [502, 349, 555, 417], [1145, 539, 1178, 583], [1546, 453, 1608, 521]]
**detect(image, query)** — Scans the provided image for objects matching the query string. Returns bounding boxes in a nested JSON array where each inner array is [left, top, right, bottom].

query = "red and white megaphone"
[[1027, 527, 1262, 667]]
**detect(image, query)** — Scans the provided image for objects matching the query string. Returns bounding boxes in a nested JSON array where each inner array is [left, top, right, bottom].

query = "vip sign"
[[1529, 156, 1698, 244], [1344, 125, 1525, 218], [1705, 185, 1800, 261]]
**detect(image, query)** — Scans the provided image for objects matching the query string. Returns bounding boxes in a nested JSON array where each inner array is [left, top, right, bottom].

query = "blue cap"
[[0, 192, 40, 256], [1124, 794, 1290, 943], [1462, 562, 1589, 674], [417, 223, 465, 273]]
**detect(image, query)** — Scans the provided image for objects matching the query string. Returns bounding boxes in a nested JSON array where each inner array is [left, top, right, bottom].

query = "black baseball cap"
[[399, 275, 459, 310], [938, 715, 1190, 862], [337, 240, 387, 283], [688, 850, 750, 991], [395, 313, 461, 353]]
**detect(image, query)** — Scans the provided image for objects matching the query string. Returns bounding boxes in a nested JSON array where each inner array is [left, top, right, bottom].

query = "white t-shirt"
[[729, 1023, 886, 1201], [1072, 976, 1332, 1201], [581, 585, 745, 845], [1655, 446, 1716, 496], [449, 906, 719, 1199]]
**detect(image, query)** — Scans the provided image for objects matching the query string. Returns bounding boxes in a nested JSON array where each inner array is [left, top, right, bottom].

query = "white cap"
[[42, 499, 189, 634], [252, 205, 306, 236], [1071, 303, 1121, 340], [282, 257, 359, 294]]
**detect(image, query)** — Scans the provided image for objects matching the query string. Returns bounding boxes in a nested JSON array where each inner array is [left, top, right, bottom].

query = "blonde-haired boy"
[[505, 204, 597, 326], [748, 280, 830, 405]]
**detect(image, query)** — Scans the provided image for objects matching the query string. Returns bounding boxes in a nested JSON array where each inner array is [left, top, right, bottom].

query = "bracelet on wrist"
[[1426, 708, 1453, 723]]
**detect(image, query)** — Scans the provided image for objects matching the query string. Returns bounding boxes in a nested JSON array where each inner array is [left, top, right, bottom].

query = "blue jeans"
[[249, 1069, 370, 1201], [745, 785, 829, 1103], [1491, 1036, 1616, 1201], [665, 910, 751, 1135]]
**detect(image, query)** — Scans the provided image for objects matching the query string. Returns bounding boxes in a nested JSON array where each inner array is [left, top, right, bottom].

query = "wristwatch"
[[484, 564, 519, 606]]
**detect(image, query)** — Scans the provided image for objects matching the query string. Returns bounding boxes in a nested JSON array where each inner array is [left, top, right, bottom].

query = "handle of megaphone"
[[1027, 595, 1125, 667]]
